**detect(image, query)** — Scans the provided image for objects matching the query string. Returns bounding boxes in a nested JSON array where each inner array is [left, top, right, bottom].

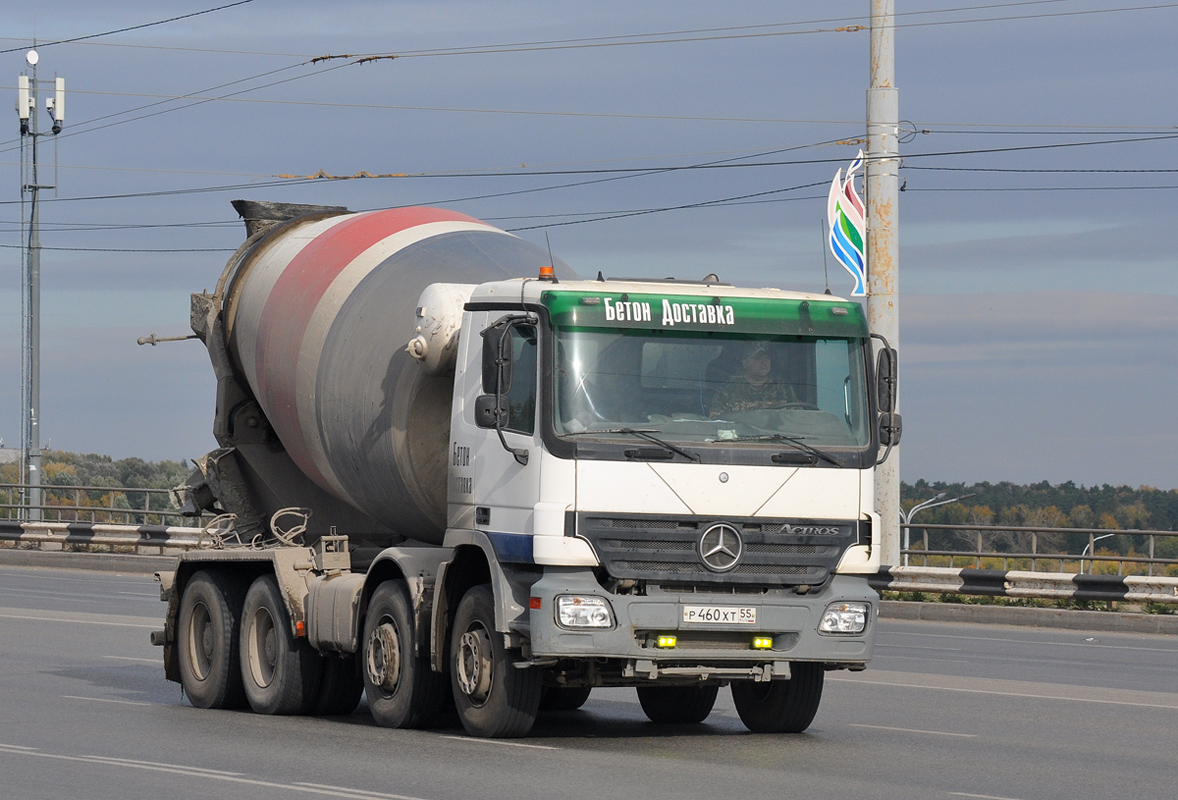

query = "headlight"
[[818, 602, 869, 634], [556, 595, 615, 629]]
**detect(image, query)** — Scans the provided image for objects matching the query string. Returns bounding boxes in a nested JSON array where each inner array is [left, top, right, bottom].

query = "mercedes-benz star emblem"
[[699, 523, 742, 572]]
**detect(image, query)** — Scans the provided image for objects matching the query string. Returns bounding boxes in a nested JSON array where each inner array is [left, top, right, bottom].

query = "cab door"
[[459, 315, 543, 537]]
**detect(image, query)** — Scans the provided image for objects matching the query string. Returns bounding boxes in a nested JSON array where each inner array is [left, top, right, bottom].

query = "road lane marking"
[[849, 723, 975, 737], [102, 656, 159, 664], [439, 734, 558, 750], [0, 744, 439, 800], [832, 670, 1178, 710], [882, 629, 1178, 654], [297, 782, 436, 799], [873, 655, 970, 664], [0, 744, 36, 750], [62, 695, 151, 706], [0, 609, 159, 629], [950, 793, 1029, 800], [84, 756, 243, 776]]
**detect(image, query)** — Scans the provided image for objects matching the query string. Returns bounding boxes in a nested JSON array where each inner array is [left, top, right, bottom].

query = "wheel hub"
[[456, 625, 493, 705], [188, 601, 213, 681], [366, 621, 401, 693], [246, 607, 277, 688]]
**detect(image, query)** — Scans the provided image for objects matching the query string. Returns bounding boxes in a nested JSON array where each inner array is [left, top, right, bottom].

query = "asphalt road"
[[2, 563, 1176, 800]]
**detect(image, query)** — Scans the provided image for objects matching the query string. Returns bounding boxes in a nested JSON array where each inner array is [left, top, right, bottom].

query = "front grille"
[[578, 513, 861, 587]]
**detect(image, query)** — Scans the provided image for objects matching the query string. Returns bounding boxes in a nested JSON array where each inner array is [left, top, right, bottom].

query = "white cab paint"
[[575, 460, 862, 520]]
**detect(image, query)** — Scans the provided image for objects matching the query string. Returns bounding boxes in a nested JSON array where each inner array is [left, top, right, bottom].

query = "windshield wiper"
[[730, 434, 841, 467], [564, 428, 701, 463]]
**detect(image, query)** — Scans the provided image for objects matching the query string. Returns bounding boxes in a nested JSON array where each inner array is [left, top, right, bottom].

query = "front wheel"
[[450, 584, 541, 738], [240, 575, 322, 715], [636, 685, 718, 723], [731, 662, 824, 733]]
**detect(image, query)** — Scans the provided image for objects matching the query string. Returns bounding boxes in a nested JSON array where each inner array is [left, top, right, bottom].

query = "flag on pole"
[[827, 151, 867, 296]]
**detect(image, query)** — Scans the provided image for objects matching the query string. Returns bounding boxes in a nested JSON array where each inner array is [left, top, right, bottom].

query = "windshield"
[[553, 328, 871, 448]]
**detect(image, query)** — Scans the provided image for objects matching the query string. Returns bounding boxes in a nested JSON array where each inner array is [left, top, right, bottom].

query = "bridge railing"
[[0, 483, 211, 527], [0, 519, 208, 555], [900, 523, 1178, 577]]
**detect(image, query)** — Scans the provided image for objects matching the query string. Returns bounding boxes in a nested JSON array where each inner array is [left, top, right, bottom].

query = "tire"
[[450, 584, 541, 738], [731, 662, 824, 733], [312, 655, 364, 716], [177, 569, 247, 709], [540, 686, 592, 712], [362, 581, 448, 728], [240, 575, 322, 715], [636, 685, 719, 724]]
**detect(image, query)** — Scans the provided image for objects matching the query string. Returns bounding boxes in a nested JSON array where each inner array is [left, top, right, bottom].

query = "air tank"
[[214, 204, 567, 545]]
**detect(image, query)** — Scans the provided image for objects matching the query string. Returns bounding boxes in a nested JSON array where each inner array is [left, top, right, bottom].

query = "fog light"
[[556, 595, 615, 629], [818, 602, 868, 634], [656, 634, 677, 648], [752, 636, 774, 650]]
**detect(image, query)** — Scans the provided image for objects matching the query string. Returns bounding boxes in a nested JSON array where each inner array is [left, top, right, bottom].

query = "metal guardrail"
[[5, 515, 1178, 605], [0, 520, 209, 554], [872, 565, 1178, 604], [901, 523, 1178, 577], [0, 483, 213, 526]]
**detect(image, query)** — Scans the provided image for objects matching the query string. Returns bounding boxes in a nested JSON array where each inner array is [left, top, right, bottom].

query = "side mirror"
[[481, 326, 512, 394], [878, 412, 903, 446], [875, 346, 897, 413], [474, 394, 506, 430]]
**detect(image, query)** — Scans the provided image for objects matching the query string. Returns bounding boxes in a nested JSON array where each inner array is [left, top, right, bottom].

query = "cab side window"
[[503, 326, 537, 435]]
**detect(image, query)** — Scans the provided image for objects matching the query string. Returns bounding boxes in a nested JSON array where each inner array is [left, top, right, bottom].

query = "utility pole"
[[866, 2, 900, 564], [16, 48, 64, 522]]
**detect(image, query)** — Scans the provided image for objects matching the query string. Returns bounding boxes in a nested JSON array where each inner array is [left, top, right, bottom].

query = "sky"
[[1, 0, 1175, 490]]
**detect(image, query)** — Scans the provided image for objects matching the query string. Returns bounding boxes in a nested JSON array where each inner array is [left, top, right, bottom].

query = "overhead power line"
[[905, 185, 1178, 193], [904, 166, 1178, 174], [0, 1, 255, 54], [1, 132, 1174, 209], [0, 243, 234, 252], [0, 61, 350, 155], [334, 2, 1178, 60], [0, 2, 1075, 59], [503, 182, 829, 232]]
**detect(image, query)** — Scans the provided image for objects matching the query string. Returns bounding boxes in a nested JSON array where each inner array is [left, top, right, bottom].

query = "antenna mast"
[[16, 48, 64, 521]]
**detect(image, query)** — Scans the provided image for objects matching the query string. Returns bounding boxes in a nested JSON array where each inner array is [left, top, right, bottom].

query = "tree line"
[[903, 479, 1178, 532]]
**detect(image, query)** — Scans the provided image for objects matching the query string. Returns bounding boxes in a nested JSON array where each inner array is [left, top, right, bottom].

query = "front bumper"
[[527, 569, 876, 672]]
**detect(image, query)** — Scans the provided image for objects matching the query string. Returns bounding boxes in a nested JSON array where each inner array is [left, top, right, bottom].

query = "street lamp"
[[899, 492, 976, 566], [1079, 533, 1116, 575]]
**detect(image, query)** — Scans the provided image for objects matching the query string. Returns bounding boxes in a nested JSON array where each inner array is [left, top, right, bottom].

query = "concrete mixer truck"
[[151, 200, 901, 738]]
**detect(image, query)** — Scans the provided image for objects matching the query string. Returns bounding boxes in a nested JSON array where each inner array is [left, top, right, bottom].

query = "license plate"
[[681, 605, 757, 625]]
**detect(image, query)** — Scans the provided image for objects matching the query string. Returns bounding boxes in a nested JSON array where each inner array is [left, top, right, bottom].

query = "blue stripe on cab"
[[485, 531, 535, 564]]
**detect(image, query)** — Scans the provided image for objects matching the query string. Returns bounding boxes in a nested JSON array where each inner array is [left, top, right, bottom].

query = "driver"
[[709, 342, 797, 417]]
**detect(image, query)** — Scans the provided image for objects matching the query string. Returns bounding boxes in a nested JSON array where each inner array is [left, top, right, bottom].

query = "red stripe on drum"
[[254, 206, 484, 484]]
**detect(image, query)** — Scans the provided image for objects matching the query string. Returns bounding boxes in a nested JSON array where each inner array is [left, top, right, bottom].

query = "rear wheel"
[[450, 584, 541, 738], [240, 575, 322, 715], [540, 686, 592, 712], [731, 662, 824, 733], [177, 569, 247, 709], [362, 581, 448, 728], [636, 685, 719, 724]]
